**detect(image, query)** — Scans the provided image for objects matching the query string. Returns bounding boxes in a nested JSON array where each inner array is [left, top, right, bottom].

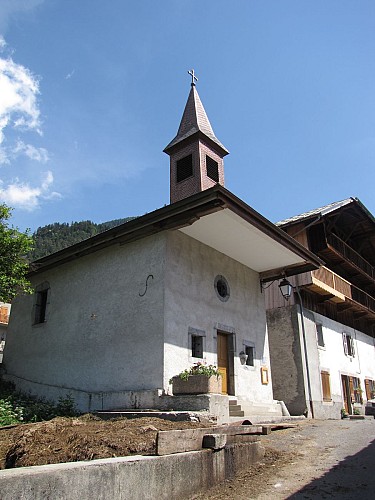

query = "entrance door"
[[217, 333, 229, 394]]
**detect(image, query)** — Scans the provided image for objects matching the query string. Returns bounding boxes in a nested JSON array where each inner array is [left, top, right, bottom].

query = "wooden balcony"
[[304, 266, 375, 317]]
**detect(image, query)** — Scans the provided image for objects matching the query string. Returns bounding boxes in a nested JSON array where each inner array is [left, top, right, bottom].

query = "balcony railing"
[[312, 266, 351, 297], [327, 233, 375, 280], [311, 266, 375, 314]]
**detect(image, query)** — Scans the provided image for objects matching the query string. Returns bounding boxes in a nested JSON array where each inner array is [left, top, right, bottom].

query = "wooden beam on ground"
[[156, 425, 265, 456]]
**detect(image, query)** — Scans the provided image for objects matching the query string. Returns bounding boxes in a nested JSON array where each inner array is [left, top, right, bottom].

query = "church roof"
[[29, 185, 322, 283], [164, 85, 229, 156]]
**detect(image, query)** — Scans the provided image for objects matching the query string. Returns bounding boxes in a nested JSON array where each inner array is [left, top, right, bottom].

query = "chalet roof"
[[277, 198, 355, 226], [164, 85, 229, 156], [29, 185, 322, 283], [276, 197, 375, 266]]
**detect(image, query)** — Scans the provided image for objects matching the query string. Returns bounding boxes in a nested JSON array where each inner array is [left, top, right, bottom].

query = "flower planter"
[[171, 375, 222, 395]]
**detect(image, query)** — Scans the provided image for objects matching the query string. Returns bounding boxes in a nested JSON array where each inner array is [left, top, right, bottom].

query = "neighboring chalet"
[[2, 77, 320, 421], [266, 198, 375, 418]]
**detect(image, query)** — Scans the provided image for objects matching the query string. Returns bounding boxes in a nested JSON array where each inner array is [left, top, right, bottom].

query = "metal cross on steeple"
[[188, 69, 198, 86]]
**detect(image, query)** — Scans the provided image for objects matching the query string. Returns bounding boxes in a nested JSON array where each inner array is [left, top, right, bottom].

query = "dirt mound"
[[0, 415, 211, 469]]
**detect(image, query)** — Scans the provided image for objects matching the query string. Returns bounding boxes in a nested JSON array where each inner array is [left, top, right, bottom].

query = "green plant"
[[170, 362, 220, 384], [353, 407, 361, 415], [0, 380, 79, 427], [0, 398, 23, 426], [341, 408, 348, 419]]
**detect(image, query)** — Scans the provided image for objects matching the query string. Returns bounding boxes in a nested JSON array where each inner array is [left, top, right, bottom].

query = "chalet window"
[[176, 154, 193, 182], [316, 323, 324, 348], [191, 335, 203, 358], [34, 284, 50, 325], [245, 345, 255, 366], [342, 332, 355, 357], [365, 379, 375, 400], [321, 371, 332, 401], [206, 155, 219, 182]]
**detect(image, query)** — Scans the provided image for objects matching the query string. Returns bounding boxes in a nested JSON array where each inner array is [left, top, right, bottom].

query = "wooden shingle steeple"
[[164, 71, 229, 204]]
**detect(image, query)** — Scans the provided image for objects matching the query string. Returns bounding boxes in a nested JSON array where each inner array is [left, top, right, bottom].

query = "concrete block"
[[202, 434, 227, 450]]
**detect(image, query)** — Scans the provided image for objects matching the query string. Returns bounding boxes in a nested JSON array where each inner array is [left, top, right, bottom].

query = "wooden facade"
[[266, 199, 375, 337]]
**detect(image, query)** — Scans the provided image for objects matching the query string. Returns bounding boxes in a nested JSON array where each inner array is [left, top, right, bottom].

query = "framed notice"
[[261, 367, 269, 385]]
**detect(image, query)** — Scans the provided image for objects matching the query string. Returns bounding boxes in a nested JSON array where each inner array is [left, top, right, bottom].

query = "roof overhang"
[[29, 186, 322, 281]]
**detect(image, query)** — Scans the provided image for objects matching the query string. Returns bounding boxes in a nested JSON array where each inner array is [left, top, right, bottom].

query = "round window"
[[214, 275, 230, 302]]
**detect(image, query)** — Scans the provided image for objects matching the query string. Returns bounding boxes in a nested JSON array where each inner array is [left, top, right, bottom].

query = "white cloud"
[[0, 171, 61, 211], [0, 53, 44, 165], [0, 37, 60, 211], [0, 0, 45, 32], [13, 140, 49, 163]]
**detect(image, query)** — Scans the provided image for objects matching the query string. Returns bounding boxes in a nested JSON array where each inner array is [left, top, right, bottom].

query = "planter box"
[[172, 375, 222, 395]]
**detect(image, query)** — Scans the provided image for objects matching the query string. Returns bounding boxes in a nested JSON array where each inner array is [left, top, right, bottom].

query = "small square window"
[[316, 324, 324, 348], [245, 345, 254, 366], [34, 288, 49, 324], [192, 335, 203, 358]]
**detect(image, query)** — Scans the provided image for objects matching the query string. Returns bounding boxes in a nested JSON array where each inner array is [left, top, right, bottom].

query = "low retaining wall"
[[0, 441, 264, 500]]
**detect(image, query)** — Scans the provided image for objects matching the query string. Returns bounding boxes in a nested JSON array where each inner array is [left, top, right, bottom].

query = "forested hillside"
[[28, 217, 135, 261]]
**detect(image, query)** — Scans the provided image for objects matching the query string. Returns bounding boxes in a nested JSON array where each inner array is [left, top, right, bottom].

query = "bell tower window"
[[176, 154, 193, 183], [206, 155, 219, 182]]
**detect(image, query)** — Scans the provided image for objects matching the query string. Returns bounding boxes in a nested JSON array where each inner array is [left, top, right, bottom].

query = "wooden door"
[[217, 333, 228, 394]]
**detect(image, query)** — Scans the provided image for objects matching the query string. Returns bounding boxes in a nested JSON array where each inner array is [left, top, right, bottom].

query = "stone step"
[[229, 410, 245, 417], [229, 399, 238, 406], [228, 404, 242, 412]]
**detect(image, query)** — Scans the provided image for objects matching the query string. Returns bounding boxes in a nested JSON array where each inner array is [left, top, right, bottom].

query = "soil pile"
[[0, 414, 211, 469]]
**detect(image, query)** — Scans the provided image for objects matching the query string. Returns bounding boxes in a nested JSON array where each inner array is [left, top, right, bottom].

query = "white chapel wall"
[[163, 230, 274, 404], [3, 233, 167, 410]]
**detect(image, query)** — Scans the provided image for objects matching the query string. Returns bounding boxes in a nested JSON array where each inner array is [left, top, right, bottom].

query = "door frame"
[[217, 330, 235, 396]]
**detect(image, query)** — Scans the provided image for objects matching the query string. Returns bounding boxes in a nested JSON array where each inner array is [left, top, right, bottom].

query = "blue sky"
[[0, 0, 374, 232]]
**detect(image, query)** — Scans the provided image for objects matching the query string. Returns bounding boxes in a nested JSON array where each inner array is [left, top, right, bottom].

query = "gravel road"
[[193, 418, 375, 499]]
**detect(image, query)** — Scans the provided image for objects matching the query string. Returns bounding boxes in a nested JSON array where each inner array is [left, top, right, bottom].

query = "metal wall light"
[[278, 278, 293, 300]]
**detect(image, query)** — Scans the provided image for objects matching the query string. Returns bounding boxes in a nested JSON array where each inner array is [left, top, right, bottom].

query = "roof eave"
[[28, 185, 321, 278]]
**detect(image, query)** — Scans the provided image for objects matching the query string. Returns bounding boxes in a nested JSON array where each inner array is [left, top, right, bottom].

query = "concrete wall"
[[163, 230, 274, 404], [267, 305, 375, 419], [0, 442, 264, 500], [3, 234, 167, 411], [267, 306, 307, 415]]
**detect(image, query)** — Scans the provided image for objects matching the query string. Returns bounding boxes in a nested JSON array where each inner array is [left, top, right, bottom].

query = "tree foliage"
[[28, 217, 135, 261], [0, 204, 34, 302]]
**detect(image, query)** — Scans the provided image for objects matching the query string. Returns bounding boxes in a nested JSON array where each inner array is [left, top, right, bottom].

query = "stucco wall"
[[163, 230, 274, 404], [267, 305, 375, 419], [314, 312, 375, 412], [3, 234, 167, 410]]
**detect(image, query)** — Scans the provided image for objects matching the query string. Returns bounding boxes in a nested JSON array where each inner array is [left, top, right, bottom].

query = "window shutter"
[[350, 337, 355, 357], [349, 377, 354, 402], [321, 371, 331, 401], [365, 379, 371, 400]]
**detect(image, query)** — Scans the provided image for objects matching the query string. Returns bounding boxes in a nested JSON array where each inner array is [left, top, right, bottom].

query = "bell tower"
[[164, 70, 229, 204]]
